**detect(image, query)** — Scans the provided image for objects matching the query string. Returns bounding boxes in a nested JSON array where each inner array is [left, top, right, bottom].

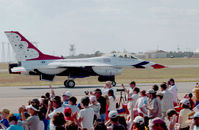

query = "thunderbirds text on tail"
[[5, 31, 166, 88]]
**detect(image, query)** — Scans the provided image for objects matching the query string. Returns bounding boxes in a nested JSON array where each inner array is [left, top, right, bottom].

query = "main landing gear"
[[112, 81, 116, 86], [64, 80, 75, 88]]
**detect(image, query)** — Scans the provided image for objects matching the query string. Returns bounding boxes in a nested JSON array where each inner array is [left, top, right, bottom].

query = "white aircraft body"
[[5, 31, 166, 88]]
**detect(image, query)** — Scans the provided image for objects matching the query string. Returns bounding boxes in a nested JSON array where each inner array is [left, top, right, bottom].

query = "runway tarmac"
[[0, 82, 196, 113]]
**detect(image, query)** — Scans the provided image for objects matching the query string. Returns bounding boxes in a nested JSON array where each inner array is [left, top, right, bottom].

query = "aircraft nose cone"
[[152, 64, 166, 69]]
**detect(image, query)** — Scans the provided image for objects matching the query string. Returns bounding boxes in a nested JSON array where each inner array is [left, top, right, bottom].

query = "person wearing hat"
[[19, 105, 40, 130], [160, 82, 174, 119], [168, 78, 178, 106], [132, 116, 147, 130], [146, 89, 161, 121], [62, 91, 72, 105], [106, 110, 125, 130], [149, 117, 168, 130], [178, 98, 193, 130], [31, 99, 40, 109], [47, 96, 65, 129]]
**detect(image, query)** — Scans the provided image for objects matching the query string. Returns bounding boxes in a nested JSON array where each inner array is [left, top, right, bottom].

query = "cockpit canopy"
[[111, 53, 137, 59]]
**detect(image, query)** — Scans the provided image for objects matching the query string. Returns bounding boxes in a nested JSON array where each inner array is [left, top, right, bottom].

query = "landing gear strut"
[[64, 80, 75, 88], [112, 81, 116, 86]]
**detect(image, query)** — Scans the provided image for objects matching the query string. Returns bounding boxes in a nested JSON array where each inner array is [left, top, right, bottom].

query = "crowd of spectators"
[[1, 78, 199, 130]]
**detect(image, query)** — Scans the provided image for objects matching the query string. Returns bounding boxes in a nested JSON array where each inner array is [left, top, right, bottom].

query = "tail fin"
[[4, 31, 64, 61]]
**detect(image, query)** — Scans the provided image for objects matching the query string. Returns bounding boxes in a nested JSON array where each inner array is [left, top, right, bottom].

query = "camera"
[[116, 89, 125, 92]]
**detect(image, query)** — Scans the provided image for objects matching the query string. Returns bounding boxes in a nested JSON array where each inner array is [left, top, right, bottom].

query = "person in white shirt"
[[46, 96, 65, 130], [135, 90, 149, 127], [178, 98, 192, 129], [168, 78, 178, 106], [108, 89, 117, 112], [78, 97, 94, 130], [101, 81, 115, 96], [165, 109, 178, 130], [89, 96, 101, 120], [160, 82, 174, 118], [122, 81, 136, 98], [64, 96, 79, 115], [127, 87, 140, 123], [135, 90, 148, 123]]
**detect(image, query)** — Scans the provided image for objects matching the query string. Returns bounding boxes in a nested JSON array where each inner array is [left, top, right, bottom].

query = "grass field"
[[0, 58, 199, 86]]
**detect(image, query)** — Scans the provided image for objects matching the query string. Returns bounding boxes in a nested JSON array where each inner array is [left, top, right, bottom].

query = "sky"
[[0, 0, 199, 57]]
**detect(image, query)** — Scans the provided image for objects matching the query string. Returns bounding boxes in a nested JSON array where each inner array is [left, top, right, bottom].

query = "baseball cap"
[[194, 112, 199, 118], [26, 105, 39, 111], [108, 111, 118, 118], [63, 91, 72, 97], [180, 98, 190, 106], [64, 107, 72, 114], [133, 116, 144, 125], [147, 89, 155, 94]]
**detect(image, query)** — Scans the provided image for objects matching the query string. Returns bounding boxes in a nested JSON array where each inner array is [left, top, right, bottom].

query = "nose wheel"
[[64, 80, 75, 88]]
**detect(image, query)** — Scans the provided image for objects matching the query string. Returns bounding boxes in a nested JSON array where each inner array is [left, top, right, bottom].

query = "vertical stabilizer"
[[4, 31, 64, 61]]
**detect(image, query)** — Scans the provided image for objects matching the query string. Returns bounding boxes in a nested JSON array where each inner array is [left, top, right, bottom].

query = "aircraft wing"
[[47, 62, 113, 68]]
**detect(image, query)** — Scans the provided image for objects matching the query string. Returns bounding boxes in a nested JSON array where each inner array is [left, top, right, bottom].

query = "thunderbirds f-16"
[[5, 31, 166, 88]]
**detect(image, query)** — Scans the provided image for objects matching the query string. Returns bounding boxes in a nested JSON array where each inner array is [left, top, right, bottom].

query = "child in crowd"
[[7, 114, 23, 130], [0, 109, 10, 128], [89, 96, 101, 121], [64, 107, 74, 122], [107, 89, 116, 112], [78, 97, 94, 130]]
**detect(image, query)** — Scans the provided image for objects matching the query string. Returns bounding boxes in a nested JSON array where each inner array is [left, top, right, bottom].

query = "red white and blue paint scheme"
[[5, 31, 166, 88]]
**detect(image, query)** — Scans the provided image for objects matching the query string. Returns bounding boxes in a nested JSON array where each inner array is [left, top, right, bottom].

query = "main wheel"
[[112, 81, 116, 86], [67, 80, 75, 88]]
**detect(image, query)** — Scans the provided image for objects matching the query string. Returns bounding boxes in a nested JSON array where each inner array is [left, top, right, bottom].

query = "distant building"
[[192, 48, 199, 58], [144, 50, 168, 58], [135, 52, 145, 59]]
